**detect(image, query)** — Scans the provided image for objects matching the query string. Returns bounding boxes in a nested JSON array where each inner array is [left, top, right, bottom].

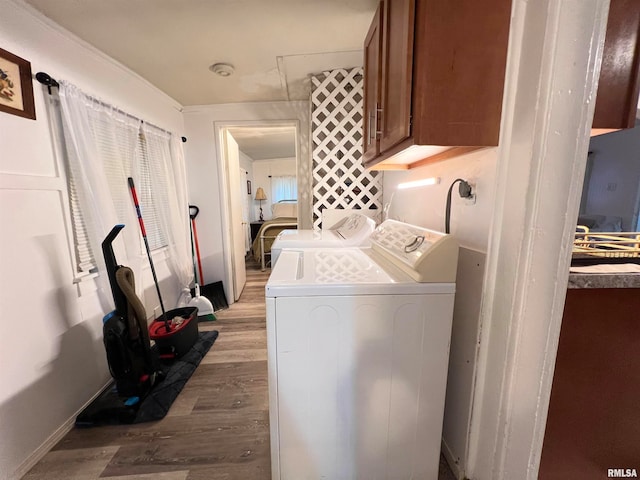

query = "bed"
[[252, 201, 298, 270]]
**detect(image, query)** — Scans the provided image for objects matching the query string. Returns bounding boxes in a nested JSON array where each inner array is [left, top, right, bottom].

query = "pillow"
[[272, 202, 297, 218]]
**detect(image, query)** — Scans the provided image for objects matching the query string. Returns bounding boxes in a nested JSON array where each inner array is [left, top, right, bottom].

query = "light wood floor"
[[24, 260, 456, 480]]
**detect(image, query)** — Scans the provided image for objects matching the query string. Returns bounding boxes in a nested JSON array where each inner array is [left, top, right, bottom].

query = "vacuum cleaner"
[[101, 224, 163, 398], [77, 220, 200, 425]]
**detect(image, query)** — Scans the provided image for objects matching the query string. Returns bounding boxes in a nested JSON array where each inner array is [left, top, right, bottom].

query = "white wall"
[[383, 148, 498, 251], [182, 103, 310, 303], [0, 2, 185, 479], [585, 124, 640, 230], [238, 150, 254, 252], [252, 157, 297, 221], [383, 147, 497, 478], [239, 150, 255, 197]]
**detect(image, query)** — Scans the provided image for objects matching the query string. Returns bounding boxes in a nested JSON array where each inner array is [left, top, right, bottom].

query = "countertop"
[[568, 265, 640, 289]]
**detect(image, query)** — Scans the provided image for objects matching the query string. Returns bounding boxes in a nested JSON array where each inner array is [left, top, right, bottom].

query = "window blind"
[[65, 150, 95, 273], [63, 111, 169, 273], [137, 129, 169, 251]]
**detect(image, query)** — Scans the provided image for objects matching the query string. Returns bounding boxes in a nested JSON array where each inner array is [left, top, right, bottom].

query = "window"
[[60, 98, 169, 273], [271, 175, 297, 204]]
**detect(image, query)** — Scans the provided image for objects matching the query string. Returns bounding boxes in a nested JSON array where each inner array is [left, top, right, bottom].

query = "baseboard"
[[12, 379, 112, 480], [442, 437, 466, 480]]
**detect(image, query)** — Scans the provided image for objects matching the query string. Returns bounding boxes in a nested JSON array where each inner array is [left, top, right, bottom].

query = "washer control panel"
[[369, 219, 458, 282]]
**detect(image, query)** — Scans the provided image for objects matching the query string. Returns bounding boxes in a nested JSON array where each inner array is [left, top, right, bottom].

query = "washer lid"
[[266, 247, 455, 297], [272, 229, 342, 249]]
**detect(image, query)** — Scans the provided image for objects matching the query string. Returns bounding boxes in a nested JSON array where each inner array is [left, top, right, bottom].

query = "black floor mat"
[[75, 330, 218, 427]]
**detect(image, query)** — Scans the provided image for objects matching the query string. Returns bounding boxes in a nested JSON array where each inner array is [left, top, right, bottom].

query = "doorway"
[[217, 121, 298, 303], [577, 122, 640, 233]]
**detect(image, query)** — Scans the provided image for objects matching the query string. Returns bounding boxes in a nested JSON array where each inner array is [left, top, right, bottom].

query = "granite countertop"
[[568, 264, 640, 289]]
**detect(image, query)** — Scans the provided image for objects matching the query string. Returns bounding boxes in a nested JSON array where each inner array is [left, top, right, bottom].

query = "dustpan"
[[195, 281, 229, 312], [189, 284, 217, 320]]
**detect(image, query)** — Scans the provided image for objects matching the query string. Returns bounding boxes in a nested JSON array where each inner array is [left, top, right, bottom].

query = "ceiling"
[[227, 126, 297, 160], [24, 0, 378, 159], [24, 0, 378, 106]]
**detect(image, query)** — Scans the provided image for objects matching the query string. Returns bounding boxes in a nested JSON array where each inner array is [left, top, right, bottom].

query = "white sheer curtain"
[[142, 124, 193, 295], [58, 81, 193, 310], [271, 175, 297, 203], [59, 82, 142, 310]]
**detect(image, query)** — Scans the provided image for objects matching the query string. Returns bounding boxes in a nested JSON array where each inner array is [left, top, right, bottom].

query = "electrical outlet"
[[462, 182, 476, 205]]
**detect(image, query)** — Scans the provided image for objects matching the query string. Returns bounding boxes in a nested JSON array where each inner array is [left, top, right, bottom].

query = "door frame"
[[466, 1, 611, 479], [214, 120, 300, 304]]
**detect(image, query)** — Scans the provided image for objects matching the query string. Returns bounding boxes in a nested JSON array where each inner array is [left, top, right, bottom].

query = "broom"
[[189, 205, 229, 312]]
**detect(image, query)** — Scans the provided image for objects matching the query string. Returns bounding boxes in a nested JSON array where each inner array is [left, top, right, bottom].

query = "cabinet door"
[[592, 0, 640, 129], [380, 0, 415, 153], [363, 3, 383, 165]]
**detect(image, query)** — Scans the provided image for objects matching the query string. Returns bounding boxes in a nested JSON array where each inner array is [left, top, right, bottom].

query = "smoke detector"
[[209, 63, 235, 77]]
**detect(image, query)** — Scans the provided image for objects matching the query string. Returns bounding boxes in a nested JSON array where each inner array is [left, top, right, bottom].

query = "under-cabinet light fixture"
[[397, 177, 441, 190]]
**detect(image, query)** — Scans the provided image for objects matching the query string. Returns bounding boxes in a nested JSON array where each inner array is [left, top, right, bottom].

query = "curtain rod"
[[35, 72, 59, 93], [35, 71, 187, 143]]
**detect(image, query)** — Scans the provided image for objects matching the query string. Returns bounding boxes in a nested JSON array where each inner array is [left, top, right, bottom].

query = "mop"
[[188, 205, 216, 322], [128, 177, 199, 358]]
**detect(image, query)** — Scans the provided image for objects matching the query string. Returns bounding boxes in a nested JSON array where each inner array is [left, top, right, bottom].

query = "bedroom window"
[[271, 175, 297, 204]]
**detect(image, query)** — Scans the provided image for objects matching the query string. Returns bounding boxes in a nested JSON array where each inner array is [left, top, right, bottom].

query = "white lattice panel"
[[311, 68, 383, 230]]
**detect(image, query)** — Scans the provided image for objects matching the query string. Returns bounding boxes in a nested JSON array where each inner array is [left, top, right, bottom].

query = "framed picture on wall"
[[247, 180, 252, 195], [0, 48, 36, 120]]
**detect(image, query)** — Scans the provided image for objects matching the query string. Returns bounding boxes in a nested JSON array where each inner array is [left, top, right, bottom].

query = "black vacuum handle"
[[102, 224, 127, 316], [189, 205, 199, 220]]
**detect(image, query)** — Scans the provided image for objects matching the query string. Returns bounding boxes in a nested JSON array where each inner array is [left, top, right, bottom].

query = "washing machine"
[[270, 213, 376, 267], [265, 219, 459, 480]]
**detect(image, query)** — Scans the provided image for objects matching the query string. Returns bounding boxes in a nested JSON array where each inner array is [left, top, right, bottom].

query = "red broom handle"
[[191, 217, 205, 284]]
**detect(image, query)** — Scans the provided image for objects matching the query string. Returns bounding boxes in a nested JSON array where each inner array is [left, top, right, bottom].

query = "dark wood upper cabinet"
[[362, 3, 383, 165], [363, 0, 513, 170], [379, 0, 414, 153], [592, 0, 640, 134]]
